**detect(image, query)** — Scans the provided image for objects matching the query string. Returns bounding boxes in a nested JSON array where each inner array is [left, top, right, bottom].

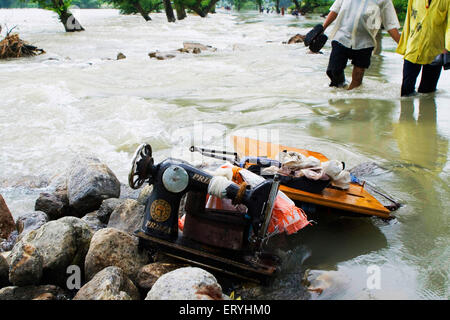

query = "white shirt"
[[329, 0, 400, 50]]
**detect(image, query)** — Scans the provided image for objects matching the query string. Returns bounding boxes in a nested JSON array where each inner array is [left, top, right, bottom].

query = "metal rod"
[[190, 146, 239, 158], [190, 146, 240, 165], [258, 174, 280, 246], [359, 179, 402, 208]]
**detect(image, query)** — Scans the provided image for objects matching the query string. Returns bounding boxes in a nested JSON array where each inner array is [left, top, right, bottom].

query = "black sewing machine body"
[[128, 144, 280, 283]]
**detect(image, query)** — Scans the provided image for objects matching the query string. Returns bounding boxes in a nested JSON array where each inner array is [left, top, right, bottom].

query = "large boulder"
[[136, 262, 187, 292], [0, 195, 15, 240], [84, 228, 149, 283], [0, 285, 70, 300], [67, 155, 120, 216], [74, 266, 140, 300], [8, 242, 43, 286], [107, 199, 144, 234], [12, 216, 93, 286], [15, 211, 49, 240], [81, 211, 106, 232], [96, 198, 125, 224], [145, 267, 228, 300], [0, 254, 8, 287]]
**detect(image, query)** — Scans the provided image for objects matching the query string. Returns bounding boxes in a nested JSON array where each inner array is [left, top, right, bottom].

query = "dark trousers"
[[401, 59, 442, 96], [326, 41, 374, 87]]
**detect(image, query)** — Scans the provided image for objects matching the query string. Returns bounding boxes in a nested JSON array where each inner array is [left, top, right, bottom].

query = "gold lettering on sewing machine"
[[150, 199, 171, 222], [192, 173, 211, 184], [146, 220, 171, 234]]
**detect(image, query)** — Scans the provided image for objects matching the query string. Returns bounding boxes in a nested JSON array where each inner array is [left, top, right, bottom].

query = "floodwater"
[[0, 9, 449, 300]]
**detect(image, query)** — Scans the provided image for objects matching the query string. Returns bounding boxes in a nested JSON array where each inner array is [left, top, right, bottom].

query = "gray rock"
[[136, 262, 187, 292], [84, 228, 149, 283], [96, 198, 125, 224], [0, 285, 70, 300], [48, 173, 67, 192], [145, 267, 228, 300], [0, 254, 8, 287], [287, 34, 305, 44], [74, 266, 139, 300], [67, 155, 120, 216], [120, 183, 140, 200], [81, 211, 106, 232], [15, 211, 49, 240], [137, 185, 153, 205], [0, 195, 15, 240], [34, 190, 73, 220], [0, 231, 18, 252], [183, 42, 217, 52], [8, 243, 43, 286], [148, 51, 177, 60], [107, 199, 144, 234], [13, 216, 93, 286]]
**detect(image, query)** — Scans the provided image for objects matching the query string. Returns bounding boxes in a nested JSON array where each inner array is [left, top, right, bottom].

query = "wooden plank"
[[232, 136, 392, 219]]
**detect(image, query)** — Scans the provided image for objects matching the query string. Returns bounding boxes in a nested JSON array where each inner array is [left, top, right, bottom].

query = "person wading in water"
[[320, 0, 401, 90], [396, 0, 449, 96]]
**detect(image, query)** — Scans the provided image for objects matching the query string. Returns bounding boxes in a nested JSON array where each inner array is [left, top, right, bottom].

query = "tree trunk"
[[174, 0, 187, 20], [187, 0, 218, 18], [59, 10, 85, 32], [203, 0, 219, 16], [163, 0, 176, 22], [191, 6, 206, 17], [292, 0, 301, 12], [275, 0, 280, 14], [133, 1, 152, 21]]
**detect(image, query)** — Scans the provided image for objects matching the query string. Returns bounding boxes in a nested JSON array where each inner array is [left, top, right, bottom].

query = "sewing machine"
[[128, 144, 281, 283]]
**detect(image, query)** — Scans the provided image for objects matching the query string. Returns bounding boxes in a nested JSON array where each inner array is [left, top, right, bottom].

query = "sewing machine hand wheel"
[[128, 143, 154, 189]]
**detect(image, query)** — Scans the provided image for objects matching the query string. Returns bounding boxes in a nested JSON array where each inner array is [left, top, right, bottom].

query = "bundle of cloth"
[[261, 151, 351, 190]]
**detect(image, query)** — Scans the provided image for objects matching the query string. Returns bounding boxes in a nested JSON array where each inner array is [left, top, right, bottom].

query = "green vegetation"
[[297, 0, 332, 15], [71, 0, 102, 7], [392, 0, 407, 23], [183, 0, 219, 17], [0, 0, 409, 26], [0, 0, 27, 7], [0, 0, 102, 7], [24, 0, 85, 31], [103, 0, 162, 20]]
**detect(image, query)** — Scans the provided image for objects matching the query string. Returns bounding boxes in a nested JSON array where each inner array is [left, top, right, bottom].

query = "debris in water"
[[0, 27, 45, 59]]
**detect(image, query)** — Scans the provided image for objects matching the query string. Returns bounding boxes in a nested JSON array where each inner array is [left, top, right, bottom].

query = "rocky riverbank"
[[0, 153, 230, 300]]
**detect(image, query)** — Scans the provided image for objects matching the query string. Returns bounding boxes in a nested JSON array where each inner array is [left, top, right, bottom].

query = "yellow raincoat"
[[396, 0, 450, 64]]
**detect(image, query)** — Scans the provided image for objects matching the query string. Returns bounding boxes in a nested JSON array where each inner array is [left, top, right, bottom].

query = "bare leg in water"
[[347, 66, 365, 90]]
